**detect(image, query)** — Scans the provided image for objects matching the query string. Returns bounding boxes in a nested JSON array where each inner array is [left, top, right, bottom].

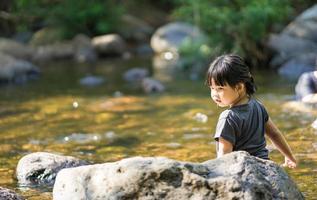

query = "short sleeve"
[[262, 105, 269, 122], [256, 100, 269, 123], [214, 116, 237, 145]]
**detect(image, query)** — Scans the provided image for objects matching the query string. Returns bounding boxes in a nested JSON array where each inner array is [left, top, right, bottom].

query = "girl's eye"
[[210, 86, 224, 91], [210, 86, 223, 91]]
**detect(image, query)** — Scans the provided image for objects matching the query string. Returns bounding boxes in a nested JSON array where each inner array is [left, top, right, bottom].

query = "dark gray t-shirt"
[[214, 98, 269, 159]]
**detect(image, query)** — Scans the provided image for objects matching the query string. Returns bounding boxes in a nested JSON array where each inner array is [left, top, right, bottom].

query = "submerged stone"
[[79, 75, 105, 87], [16, 152, 89, 187]]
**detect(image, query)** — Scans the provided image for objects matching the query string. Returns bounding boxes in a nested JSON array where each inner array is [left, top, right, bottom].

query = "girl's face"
[[210, 78, 240, 107]]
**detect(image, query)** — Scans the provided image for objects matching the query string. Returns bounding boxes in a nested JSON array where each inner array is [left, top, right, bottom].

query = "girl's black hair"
[[206, 54, 257, 95]]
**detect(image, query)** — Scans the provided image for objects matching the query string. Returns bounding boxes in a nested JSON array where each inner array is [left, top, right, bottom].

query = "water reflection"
[[0, 59, 316, 199], [61, 131, 116, 143]]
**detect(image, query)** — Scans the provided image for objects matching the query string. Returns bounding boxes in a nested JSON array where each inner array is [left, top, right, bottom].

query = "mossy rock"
[[29, 27, 64, 46]]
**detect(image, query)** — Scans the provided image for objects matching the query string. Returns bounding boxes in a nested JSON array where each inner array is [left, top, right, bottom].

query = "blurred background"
[[0, 0, 317, 199]]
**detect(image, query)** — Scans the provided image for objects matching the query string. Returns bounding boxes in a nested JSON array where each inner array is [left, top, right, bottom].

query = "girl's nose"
[[211, 91, 218, 99]]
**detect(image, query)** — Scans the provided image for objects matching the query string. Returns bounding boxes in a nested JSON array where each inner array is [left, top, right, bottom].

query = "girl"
[[206, 54, 297, 168]]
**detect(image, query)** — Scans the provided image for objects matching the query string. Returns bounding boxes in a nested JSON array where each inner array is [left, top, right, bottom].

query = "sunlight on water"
[[0, 59, 316, 199]]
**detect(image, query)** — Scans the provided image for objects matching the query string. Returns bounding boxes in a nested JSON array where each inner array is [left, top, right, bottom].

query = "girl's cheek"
[[210, 90, 216, 97]]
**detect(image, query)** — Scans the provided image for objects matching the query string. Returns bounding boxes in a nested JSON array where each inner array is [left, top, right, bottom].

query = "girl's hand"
[[281, 157, 297, 169]]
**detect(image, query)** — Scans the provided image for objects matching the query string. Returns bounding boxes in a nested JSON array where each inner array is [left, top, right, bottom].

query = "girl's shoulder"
[[250, 98, 266, 108], [231, 98, 267, 114], [219, 109, 239, 120], [250, 98, 269, 117]]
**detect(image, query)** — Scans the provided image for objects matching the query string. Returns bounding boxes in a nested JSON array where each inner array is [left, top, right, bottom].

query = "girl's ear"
[[235, 82, 245, 92]]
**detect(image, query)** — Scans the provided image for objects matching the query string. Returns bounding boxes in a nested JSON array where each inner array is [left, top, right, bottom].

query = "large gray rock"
[[0, 38, 34, 60], [92, 34, 126, 56], [297, 4, 317, 21], [16, 152, 89, 187], [32, 43, 74, 62], [268, 5, 317, 79], [53, 151, 303, 200], [151, 22, 207, 54], [278, 53, 317, 79], [268, 34, 317, 58], [283, 20, 317, 43], [29, 27, 63, 46], [0, 187, 23, 200], [119, 14, 154, 42], [72, 34, 97, 63], [0, 53, 39, 83], [283, 4, 317, 42]]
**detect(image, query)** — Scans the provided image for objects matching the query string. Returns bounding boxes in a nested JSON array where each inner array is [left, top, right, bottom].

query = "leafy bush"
[[13, 0, 123, 39], [178, 37, 213, 79], [171, 0, 292, 67]]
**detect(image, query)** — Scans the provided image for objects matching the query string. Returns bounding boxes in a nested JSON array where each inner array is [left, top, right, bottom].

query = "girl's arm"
[[265, 118, 297, 168], [217, 137, 233, 158]]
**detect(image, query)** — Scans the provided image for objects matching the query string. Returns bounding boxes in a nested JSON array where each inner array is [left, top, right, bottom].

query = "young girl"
[[206, 54, 297, 168]]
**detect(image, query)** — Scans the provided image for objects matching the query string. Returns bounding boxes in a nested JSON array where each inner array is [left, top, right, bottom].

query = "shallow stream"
[[0, 58, 316, 199]]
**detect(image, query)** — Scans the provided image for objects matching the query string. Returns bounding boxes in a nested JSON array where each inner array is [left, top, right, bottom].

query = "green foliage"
[[172, 0, 292, 66], [180, 37, 212, 59], [13, 0, 123, 39], [177, 37, 213, 78]]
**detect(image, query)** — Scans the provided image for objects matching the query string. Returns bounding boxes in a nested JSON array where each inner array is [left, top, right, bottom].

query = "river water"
[[0, 57, 316, 199]]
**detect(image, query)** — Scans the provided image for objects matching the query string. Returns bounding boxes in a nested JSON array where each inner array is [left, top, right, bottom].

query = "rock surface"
[[0, 187, 23, 200], [53, 151, 303, 200], [0, 53, 39, 83], [72, 34, 97, 63], [92, 34, 126, 56], [32, 42, 74, 62], [119, 14, 154, 42], [0, 38, 34, 60], [151, 22, 206, 54], [123, 68, 149, 82], [79, 75, 105, 87], [268, 5, 317, 79], [16, 152, 89, 187], [142, 77, 165, 93]]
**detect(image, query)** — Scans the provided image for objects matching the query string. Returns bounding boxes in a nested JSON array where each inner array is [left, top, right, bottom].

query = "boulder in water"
[[53, 151, 303, 200]]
